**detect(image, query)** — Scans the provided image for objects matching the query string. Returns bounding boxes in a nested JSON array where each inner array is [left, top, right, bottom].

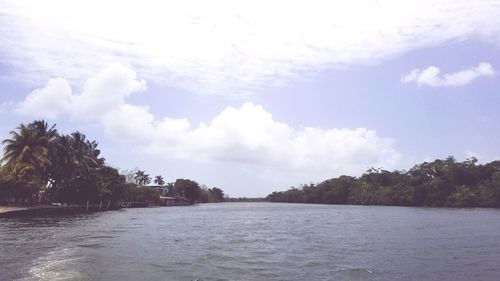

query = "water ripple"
[[1, 203, 500, 281]]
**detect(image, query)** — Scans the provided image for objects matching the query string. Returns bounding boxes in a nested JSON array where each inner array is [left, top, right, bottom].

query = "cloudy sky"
[[1, 0, 499, 196]]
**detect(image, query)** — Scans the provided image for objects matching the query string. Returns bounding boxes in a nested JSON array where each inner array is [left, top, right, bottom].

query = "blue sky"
[[1, 1, 499, 196]]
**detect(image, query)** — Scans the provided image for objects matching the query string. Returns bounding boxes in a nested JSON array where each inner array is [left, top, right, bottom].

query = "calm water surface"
[[1, 203, 500, 281]]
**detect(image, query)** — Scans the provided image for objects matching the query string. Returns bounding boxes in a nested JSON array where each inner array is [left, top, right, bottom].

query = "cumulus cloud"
[[71, 64, 146, 119], [148, 103, 401, 176], [2, 1, 500, 93], [15, 65, 401, 177], [16, 64, 147, 121], [402, 63, 495, 87], [101, 104, 155, 142], [16, 78, 72, 118], [15, 64, 150, 142]]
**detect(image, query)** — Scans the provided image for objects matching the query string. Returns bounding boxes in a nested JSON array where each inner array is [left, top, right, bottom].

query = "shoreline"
[[0, 206, 29, 215], [0, 205, 121, 218]]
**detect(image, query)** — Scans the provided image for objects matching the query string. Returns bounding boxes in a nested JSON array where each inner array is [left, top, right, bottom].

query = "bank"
[[0, 204, 122, 218]]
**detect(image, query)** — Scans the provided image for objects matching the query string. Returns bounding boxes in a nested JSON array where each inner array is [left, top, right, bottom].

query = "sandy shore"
[[0, 206, 29, 214], [0, 204, 123, 218]]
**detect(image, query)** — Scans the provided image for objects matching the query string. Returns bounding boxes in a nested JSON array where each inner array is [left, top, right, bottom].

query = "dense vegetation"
[[124, 171, 225, 203], [0, 120, 224, 206], [198, 185, 225, 203], [225, 197, 267, 202], [0, 120, 126, 205], [267, 157, 500, 208]]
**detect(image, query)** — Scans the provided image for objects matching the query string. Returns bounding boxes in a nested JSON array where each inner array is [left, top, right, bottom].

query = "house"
[[158, 196, 191, 206], [159, 196, 176, 206], [149, 185, 169, 196]]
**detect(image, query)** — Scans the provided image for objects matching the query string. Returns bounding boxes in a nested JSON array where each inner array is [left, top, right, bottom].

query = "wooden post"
[[99, 200, 102, 209], [86, 200, 89, 211], [107, 200, 110, 209]]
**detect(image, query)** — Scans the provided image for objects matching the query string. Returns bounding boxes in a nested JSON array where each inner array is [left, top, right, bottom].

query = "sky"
[[1, 0, 500, 197]]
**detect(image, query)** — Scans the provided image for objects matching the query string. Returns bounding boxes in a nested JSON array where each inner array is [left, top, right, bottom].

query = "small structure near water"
[[159, 196, 176, 206], [159, 196, 190, 206], [119, 202, 149, 208]]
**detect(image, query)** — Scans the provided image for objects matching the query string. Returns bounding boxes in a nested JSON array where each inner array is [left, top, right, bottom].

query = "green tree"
[[2, 123, 51, 176], [154, 175, 165, 186], [48, 132, 104, 202], [211, 187, 225, 202], [134, 170, 151, 186], [1, 123, 52, 200], [266, 157, 500, 208], [478, 171, 500, 207], [174, 179, 201, 203], [0, 120, 170, 206]]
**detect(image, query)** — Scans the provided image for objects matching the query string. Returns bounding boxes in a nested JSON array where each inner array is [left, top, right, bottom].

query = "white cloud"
[[402, 63, 495, 87], [14, 65, 144, 125], [464, 150, 500, 164], [15, 65, 401, 178], [101, 104, 155, 142], [16, 78, 72, 118], [465, 150, 481, 161], [2, 0, 500, 93], [71, 63, 146, 119], [15, 64, 149, 136], [147, 103, 401, 177]]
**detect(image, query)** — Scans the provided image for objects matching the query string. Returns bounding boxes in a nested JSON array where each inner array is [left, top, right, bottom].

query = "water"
[[1, 203, 500, 281]]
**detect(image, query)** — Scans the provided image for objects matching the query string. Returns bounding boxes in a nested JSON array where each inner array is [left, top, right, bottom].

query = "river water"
[[1, 203, 499, 281]]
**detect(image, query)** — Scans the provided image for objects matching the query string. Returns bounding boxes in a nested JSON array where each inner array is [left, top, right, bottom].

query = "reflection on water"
[[1, 203, 500, 281], [28, 247, 85, 281]]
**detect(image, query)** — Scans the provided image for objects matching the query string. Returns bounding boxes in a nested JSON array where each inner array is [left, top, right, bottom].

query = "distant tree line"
[[199, 185, 225, 203], [0, 120, 225, 206], [224, 197, 266, 202], [267, 157, 500, 208]]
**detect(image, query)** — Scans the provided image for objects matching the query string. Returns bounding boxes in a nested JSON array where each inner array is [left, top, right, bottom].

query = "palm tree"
[[2, 123, 51, 176], [29, 120, 58, 141], [44, 132, 104, 200], [1, 123, 51, 200], [46, 134, 72, 197], [134, 170, 151, 186], [166, 182, 176, 196], [85, 139, 105, 166], [142, 174, 152, 186], [154, 175, 165, 186], [134, 170, 145, 185], [29, 120, 59, 187], [68, 131, 99, 174]]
